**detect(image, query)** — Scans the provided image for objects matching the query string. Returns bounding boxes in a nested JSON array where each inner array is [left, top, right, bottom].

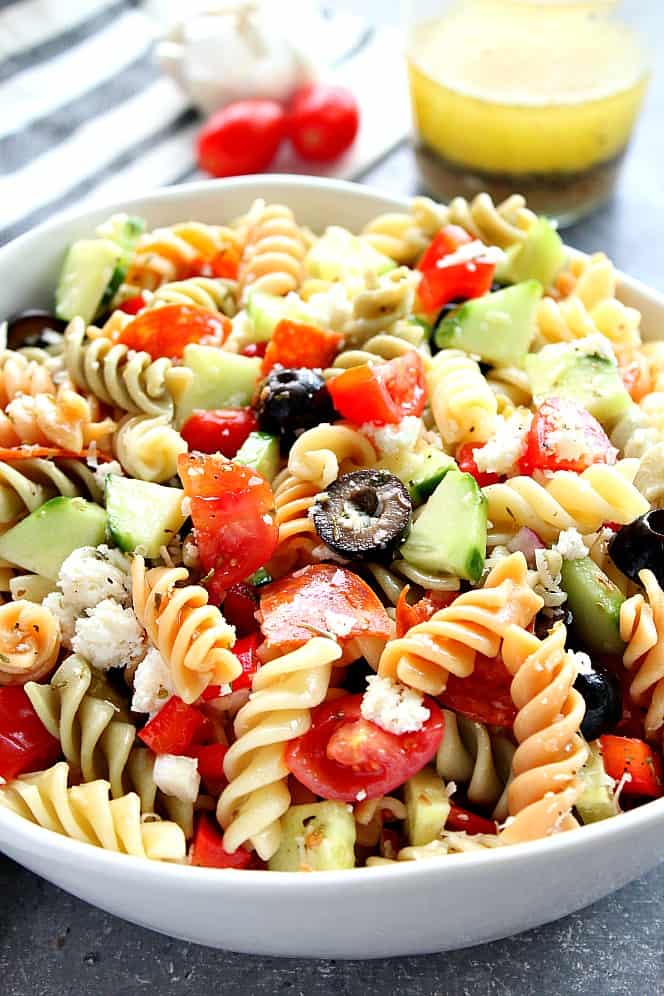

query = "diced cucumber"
[[495, 218, 567, 288], [526, 341, 631, 423], [175, 345, 262, 426], [96, 213, 146, 250], [105, 476, 187, 559], [306, 227, 396, 281], [247, 291, 322, 342], [560, 557, 625, 656], [268, 801, 356, 871], [434, 280, 542, 367], [405, 766, 450, 846], [576, 740, 616, 825], [55, 239, 123, 324], [0, 497, 106, 580], [234, 431, 280, 482], [405, 447, 456, 505], [400, 471, 487, 583]]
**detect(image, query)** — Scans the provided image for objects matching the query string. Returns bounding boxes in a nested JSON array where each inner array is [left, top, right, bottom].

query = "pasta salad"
[[0, 191, 662, 871]]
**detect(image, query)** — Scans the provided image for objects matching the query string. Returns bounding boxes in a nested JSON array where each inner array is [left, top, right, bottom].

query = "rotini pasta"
[[436, 710, 514, 820], [239, 202, 306, 300], [620, 570, 664, 737], [124, 221, 243, 293], [146, 276, 237, 317], [0, 599, 60, 685], [0, 385, 115, 453], [0, 349, 61, 408], [0, 456, 102, 524], [427, 349, 498, 446], [113, 414, 187, 483], [288, 423, 377, 490], [343, 268, 420, 347]]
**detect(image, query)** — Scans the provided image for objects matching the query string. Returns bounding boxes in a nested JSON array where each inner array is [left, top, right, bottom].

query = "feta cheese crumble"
[[554, 528, 590, 561], [93, 460, 123, 488], [153, 754, 200, 803], [567, 649, 593, 676], [42, 592, 76, 648], [131, 647, 174, 715], [473, 411, 532, 475], [55, 544, 132, 612], [360, 416, 422, 456], [71, 599, 145, 671], [360, 674, 430, 735], [433, 240, 506, 269]]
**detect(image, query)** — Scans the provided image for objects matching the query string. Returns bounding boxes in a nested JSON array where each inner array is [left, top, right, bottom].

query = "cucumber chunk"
[[434, 280, 542, 367], [306, 227, 396, 281], [576, 740, 616, 825], [55, 239, 123, 324], [175, 345, 262, 426], [560, 557, 625, 655], [0, 497, 106, 580], [405, 766, 451, 846], [526, 341, 631, 423], [247, 291, 322, 342], [268, 801, 356, 871], [96, 213, 145, 250], [405, 447, 456, 504], [400, 470, 487, 583], [105, 476, 187, 559], [495, 218, 567, 288], [234, 431, 280, 482]]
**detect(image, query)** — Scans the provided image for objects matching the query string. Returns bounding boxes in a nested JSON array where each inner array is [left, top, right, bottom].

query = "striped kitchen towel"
[[0, 0, 411, 246]]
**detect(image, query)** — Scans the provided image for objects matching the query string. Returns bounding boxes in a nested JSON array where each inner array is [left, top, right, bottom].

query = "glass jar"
[[404, 0, 651, 224]]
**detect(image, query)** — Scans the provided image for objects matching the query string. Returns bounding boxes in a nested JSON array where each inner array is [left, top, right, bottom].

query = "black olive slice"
[[574, 666, 622, 741], [256, 367, 338, 451], [312, 469, 411, 560], [608, 509, 664, 586], [7, 310, 66, 350]]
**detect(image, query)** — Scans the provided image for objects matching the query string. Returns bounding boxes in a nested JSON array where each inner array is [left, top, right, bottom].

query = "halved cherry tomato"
[[285, 693, 444, 802], [180, 409, 257, 458], [456, 442, 503, 488], [191, 814, 254, 869], [395, 586, 456, 638], [221, 583, 259, 637], [518, 398, 617, 476], [186, 743, 228, 796], [0, 687, 61, 781], [241, 342, 267, 359], [117, 304, 231, 360], [446, 803, 498, 836], [327, 351, 426, 425], [118, 294, 146, 315], [440, 654, 516, 728], [416, 225, 495, 315], [262, 319, 343, 375], [138, 696, 208, 755], [178, 452, 278, 603], [599, 735, 663, 799], [259, 564, 392, 655], [288, 83, 359, 163], [197, 100, 287, 178]]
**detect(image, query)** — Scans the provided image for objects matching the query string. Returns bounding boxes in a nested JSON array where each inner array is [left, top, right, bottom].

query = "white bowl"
[[1, 175, 664, 959]]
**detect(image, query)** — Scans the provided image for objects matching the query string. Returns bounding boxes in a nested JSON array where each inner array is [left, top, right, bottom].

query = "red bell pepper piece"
[[222, 583, 259, 637], [600, 735, 663, 799], [416, 225, 495, 314], [191, 814, 253, 869], [138, 697, 208, 755], [0, 687, 61, 781], [187, 743, 228, 796], [446, 803, 498, 836], [261, 319, 343, 374]]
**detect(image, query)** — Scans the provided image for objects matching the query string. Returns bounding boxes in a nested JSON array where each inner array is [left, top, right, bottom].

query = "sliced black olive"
[[574, 666, 622, 741], [7, 310, 66, 350], [312, 469, 411, 560], [256, 367, 337, 451], [608, 510, 664, 586]]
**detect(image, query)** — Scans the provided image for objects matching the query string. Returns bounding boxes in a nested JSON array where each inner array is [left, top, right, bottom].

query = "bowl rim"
[[1, 172, 663, 887]]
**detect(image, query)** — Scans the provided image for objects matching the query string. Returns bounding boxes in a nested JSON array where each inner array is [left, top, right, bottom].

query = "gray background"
[[3, 2, 664, 994]]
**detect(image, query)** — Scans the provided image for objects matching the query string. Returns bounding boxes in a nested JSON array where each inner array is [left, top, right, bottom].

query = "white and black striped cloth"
[[0, 0, 410, 246]]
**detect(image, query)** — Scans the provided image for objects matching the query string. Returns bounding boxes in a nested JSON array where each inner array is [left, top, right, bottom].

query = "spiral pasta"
[[146, 276, 237, 317], [287, 423, 377, 490], [0, 350, 60, 408], [427, 349, 498, 446], [0, 599, 60, 685], [620, 570, 664, 737], [484, 462, 649, 544], [445, 193, 536, 249], [64, 316, 192, 418], [113, 414, 187, 483], [271, 469, 318, 545], [218, 637, 342, 859], [131, 556, 241, 703], [0, 761, 186, 861], [343, 268, 420, 347], [239, 202, 307, 301], [379, 553, 543, 695], [499, 623, 588, 845], [436, 710, 514, 820], [124, 222, 243, 293], [0, 385, 116, 453], [325, 326, 428, 379], [0, 456, 102, 525], [362, 196, 449, 265]]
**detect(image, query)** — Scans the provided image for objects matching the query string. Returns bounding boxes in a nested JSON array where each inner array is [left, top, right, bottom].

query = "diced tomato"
[[186, 743, 228, 796], [456, 442, 503, 488], [178, 452, 278, 603], [599, 735, 663, 799], [258, 564, 392, 655], [117, 304, 231, 360], [117, 294, 146, 315], [0, 687, 61, 781], [440, 654, 516, 728], [327, 351, 426, 426], [180, 409, 258, 458], [395, 586, 456, 638], [179, 247, 241, 281], [285, 693, 444, 802], [191, 814, 254, 869], [221, 583, 259, 637], [416, 225, 494, 315], [229, 632, 261, 690], [138, 696, 208, 755], [261, 319, 343, 375], [518, 398, 617, 476], [446, 803, 498, 836]]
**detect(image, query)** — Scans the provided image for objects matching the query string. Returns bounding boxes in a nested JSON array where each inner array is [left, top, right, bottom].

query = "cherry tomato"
[[258, 563, 392, 655], [181, 409, 257, 458], [440, 654, 516, 728], [178, 452, 278, 603], [518, 398, 617, 476], [599, 735, 663, 799], [221, 583, 259, 636], [456, 442, 503, 488], [138, 696, 208, 755], [0, 687, 61, 781], [117, 304, 231, 360], [288, 84, 359, 163], [197, 100, 287, 178], [262, 319, 343, 375], [327, 351, 426, 425], [191, 814, 254, 869], [186, 743, 228, 796], [285, 693, 444, 802], [118, 294, 146, 315], [446, 803, 498, 836], [395, 586, 456, 638], [416, 225, 494, 315]]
